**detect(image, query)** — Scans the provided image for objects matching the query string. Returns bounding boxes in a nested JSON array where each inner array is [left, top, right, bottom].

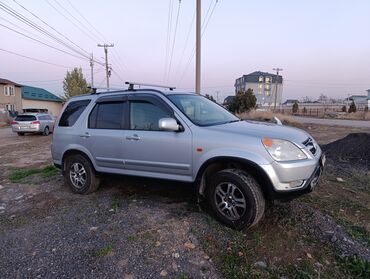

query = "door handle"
[[126, 134, 140, 141], [79, 132, 90, 138]]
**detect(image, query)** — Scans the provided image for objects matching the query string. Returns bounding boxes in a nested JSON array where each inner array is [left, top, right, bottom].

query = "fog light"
[[289, 180, 304, 188]]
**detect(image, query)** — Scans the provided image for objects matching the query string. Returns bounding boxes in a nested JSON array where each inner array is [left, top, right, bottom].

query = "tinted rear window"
[[15, 115, 37, 121], [88, 102, 124, 129], [59, 99, 91, 127]]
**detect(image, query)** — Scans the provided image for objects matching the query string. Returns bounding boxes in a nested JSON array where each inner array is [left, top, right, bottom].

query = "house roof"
[[0, 78, 21, 87], [348, 95, 367, 99], [283, 99, 299, 104], [22, 85, 63, 103], [237, 71, 283, 84]]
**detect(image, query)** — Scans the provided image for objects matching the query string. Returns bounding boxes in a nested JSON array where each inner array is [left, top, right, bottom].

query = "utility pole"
[[273, 68, 283, 112], [97, 43, 114, 90], [195, 0, 201, 94], [89, 53, 94, 89]]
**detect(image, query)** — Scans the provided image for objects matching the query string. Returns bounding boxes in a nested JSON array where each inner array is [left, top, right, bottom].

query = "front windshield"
[[168, 94, 239, 126]]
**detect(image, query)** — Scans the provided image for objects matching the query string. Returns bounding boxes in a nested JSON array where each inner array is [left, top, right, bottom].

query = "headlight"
[[262, 138, 307, 162]]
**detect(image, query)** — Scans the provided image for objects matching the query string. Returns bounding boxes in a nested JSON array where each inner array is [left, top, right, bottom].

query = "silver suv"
[[12, 113, 55, 136], [51, 88, 324, 229]]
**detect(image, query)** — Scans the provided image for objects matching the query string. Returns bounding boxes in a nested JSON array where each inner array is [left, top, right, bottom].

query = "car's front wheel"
[[208, 169, 265, 230], [64, 154, 100, 194]]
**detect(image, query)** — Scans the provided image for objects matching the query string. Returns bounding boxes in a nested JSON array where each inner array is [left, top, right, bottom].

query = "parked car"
[[51, 87, 325, 229], [12, 113, 55, 136]]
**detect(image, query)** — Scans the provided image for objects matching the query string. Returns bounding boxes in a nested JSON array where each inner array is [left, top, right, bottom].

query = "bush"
[[342, 105, 347, 112], [228, 89, 256, 113], [292, 101, 299, 114], [348, 101, 357, 113]]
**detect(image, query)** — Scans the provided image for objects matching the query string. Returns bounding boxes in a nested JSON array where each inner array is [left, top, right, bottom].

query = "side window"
[[46, 115, 53, 120], [88, 102, 124, 129], [130, 101, 171, 131], [59, 99, 91, 127], [38, 116, 45, 120]]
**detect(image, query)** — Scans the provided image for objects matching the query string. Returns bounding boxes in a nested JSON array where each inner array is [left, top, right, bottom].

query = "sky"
[[0, 0, 370, 102]]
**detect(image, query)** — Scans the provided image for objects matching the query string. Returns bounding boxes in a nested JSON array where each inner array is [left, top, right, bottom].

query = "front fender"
[[194, 148, 273, 180]]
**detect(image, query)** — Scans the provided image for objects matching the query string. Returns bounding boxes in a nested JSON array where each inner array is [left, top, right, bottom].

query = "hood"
[[205, 120, 310, 147]]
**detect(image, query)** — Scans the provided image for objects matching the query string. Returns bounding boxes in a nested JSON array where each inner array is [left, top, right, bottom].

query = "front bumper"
[[261, 153, 325, 201]]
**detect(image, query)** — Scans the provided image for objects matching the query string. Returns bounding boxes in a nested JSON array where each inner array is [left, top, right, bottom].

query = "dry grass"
[[337, 112, 370, 120], [238, 110, 303, 127]]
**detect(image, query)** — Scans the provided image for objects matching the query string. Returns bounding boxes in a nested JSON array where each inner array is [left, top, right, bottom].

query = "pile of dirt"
[[322, 133, 370, 169]]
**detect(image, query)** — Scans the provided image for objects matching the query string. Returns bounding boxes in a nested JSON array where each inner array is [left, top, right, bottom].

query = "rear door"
[[123, 94, 192, 180], [86, 95, 127, 170]]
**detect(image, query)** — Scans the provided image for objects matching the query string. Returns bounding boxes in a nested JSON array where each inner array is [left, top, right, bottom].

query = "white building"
[[234, 71, 283, 107]]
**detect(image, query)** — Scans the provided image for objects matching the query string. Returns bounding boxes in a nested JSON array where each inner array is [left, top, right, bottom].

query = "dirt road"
[[0, 126, 369, 278]]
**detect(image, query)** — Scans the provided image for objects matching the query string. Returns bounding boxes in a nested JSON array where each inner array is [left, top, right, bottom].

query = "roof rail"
[[125, 81, 176, 91]]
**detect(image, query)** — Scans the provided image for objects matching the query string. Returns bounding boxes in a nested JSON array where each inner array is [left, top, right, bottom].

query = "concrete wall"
[[0, 84, 22, 112], [22, 99, 63, 116]]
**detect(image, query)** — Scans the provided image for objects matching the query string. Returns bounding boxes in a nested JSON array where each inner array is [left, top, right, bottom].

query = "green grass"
[[338, 256, 370, 279], [92, 245, 113, 257], [345, 224, 370, 246], [9, 165, 59, 183], [111, 198, 121, 210], [220, 251, 250, 279]]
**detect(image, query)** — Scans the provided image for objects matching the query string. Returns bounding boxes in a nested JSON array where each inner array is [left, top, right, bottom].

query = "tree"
[[348, 101, 357, 113], [205, 94, 216, 102], [228, 89, 256, 113], [63, 67, 90, 100], [292, 101, 299, 114]]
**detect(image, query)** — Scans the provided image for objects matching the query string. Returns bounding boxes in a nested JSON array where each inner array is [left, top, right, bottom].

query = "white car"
[[12, 113, 55, 136]]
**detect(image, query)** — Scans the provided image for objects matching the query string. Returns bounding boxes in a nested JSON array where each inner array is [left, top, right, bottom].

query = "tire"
[[43, 126, 50, 136], [207, 169, 265, 230], [64, 154, 100, 194], [17, 132, 25, 136]]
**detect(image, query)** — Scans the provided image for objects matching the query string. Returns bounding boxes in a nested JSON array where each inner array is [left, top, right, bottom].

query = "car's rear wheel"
[[64, 154, 100, 194], [43, 126, 50, 136], [17, 132, 25, 136], [207, 169, 265, 230]]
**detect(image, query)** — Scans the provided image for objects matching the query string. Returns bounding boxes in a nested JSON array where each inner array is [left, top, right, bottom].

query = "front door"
[[123, 95, 192, 180]]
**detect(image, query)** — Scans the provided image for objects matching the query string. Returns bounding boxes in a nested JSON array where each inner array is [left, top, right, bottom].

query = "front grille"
[[303, 137, 317, 155]]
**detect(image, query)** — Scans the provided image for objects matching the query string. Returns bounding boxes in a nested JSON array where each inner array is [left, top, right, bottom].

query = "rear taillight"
[[11, 121, 18, 125], [31, 121, 41, 124]]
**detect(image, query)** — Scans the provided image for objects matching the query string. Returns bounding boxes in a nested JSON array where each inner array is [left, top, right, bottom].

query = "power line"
[[62, 0, 129, 77], [46, 0, 99, 43], [166, 0, 182, 83], [0, 47, 82, 68], [164, 0, 174, 82], [8, 0, 92, 59], [0, 21, 88, 61], [175, 10, 195, 78], [0, 2, 91, 63], [65, 0, 108, 43]]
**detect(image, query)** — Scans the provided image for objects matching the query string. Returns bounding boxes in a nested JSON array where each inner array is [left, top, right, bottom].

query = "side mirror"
[[158, 118, 179, 132]]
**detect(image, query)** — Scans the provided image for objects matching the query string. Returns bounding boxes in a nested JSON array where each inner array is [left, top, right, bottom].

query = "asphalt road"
[[293, 116, 370, 128]]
